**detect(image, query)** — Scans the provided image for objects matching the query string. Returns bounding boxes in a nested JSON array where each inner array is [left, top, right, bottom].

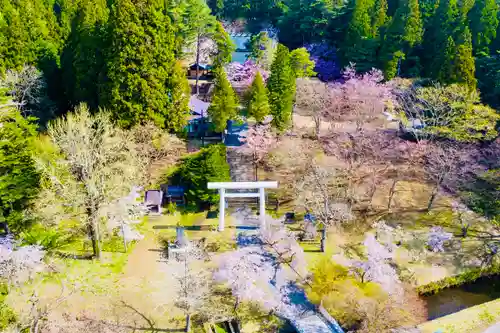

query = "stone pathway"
[[483, 322, 500, 333], [232, 211, 343, 333], [226, 147, 255, 182]]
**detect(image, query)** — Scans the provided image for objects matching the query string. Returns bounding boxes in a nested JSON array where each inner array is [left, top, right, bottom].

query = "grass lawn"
[[5, 211, 240, 332]]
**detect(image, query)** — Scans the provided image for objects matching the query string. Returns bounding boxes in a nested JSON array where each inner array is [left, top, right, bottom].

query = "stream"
[[423, 275, 500, 320]]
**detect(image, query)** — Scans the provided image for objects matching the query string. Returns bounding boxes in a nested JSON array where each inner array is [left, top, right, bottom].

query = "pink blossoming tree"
[[214, 217, 308, 318], [240, 124, 277, 180], [226, 60, 269, 89]]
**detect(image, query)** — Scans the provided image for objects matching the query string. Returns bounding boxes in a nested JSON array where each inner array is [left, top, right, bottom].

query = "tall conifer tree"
[[212, 22, 235, 68], [371, 0, 389, 37], [454, 27, 477, 89], [403, 0, 423, 47], [207, 67, 238, 132], [105, 0, 189, 132], [267, 44, 295, 130], [247, 72, 270, 123], [422, 0, 460, 77], [344, 0, 378, 71], [60, 0, 109, 110], [437, 36, 457, 83], [469, 0, 499, 54]]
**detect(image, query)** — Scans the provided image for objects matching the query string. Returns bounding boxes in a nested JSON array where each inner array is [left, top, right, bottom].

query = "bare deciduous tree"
[[424, 143, 466, 211], [0, 65, 55, 125], [129, 122, 184, 185], [296, 160, 353, 252], [295, 78, 339, 138], [45, 104, 142, 259]]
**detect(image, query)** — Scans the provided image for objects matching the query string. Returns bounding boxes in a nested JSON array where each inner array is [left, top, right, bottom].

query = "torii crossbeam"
[[207, 181, 278, 231]]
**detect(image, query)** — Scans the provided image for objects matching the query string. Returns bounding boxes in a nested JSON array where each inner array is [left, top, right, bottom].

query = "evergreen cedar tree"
[[2, 0, 500, 114], [0, 108, 40, 233], [267, 44, 296, 131], [247, 71, 271, 123], [105, 0, 190, 132], [213, 21, 236, 67], [208, 67, 238, 132], [60, 0, 110, 111]]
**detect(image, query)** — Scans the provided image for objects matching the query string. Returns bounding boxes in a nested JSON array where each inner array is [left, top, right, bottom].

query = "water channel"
[[423, 275, 500, 320]]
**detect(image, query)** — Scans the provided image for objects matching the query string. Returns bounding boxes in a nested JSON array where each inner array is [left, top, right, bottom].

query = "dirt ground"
[[6, 214, 233, 332]]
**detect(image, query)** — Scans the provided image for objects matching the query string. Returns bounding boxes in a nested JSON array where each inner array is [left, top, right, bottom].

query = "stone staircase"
[[226, 147, 255, 183]]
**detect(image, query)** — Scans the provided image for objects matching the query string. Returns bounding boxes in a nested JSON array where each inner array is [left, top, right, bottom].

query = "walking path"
[[224, 119, 255, 183], [224, 121, 343, 333], [232, 211, 343, 333], [483, 322, 500, 333], [118, 217, 184, 330]]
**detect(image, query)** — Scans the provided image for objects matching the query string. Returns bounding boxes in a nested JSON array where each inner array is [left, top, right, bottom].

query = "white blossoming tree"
[[0, 236, 45, 286], [349, 235, 403, 296], [427, 227, 453, 252]]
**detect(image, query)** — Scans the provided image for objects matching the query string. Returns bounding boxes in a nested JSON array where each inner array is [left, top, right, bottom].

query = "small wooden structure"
[[144, 190, 163, 214], [188, 63, 212, 78], [160, 185, 186, 205]]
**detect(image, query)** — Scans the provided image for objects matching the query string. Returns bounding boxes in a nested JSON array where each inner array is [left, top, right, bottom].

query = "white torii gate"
[[207, 181, 278, 231]]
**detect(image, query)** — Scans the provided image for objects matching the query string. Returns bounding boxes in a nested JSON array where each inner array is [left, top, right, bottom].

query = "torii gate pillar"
[[207, 181, 278, 231]]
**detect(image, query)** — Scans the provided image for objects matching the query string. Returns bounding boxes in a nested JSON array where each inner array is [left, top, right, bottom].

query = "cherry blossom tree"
[[226, 60, 269, 89], [322, 131, 390, 211], [295, 78, 340, 138], [240, 124, 277, 180], [103, 186, 147, 251], [0, 236, 45, 286], [45, 104, 142, 259], [427, 227, 453, 252], [169, 243, 211, 332], [424, 143, 467, 211], [0, 65, 55, 125], [451, 201, 474, 237], [214, 245, 282, 312], [214, 217, 307, 317], [349, 235, 403, 296], [386, 139, 429, 211], [336, 65, 393, 129]]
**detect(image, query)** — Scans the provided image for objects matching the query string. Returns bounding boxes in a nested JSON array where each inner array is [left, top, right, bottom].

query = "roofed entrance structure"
[[207, 181, 278, 231]]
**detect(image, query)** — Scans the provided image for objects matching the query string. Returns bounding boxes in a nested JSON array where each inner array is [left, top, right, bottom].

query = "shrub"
[[0, 303, 16, 330], [0, 283, 16, 330], [0, 107, 40, 232], [165, 202, 177, 215], [20, 224, 68, 250], [305, 257, 420, 331], [170, 144, 231, 208], [416, 265, 500, 295]]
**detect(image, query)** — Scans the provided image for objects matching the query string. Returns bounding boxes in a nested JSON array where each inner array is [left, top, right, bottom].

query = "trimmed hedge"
[[170, 144, 231, 208], [417, 265, 500, 295]]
